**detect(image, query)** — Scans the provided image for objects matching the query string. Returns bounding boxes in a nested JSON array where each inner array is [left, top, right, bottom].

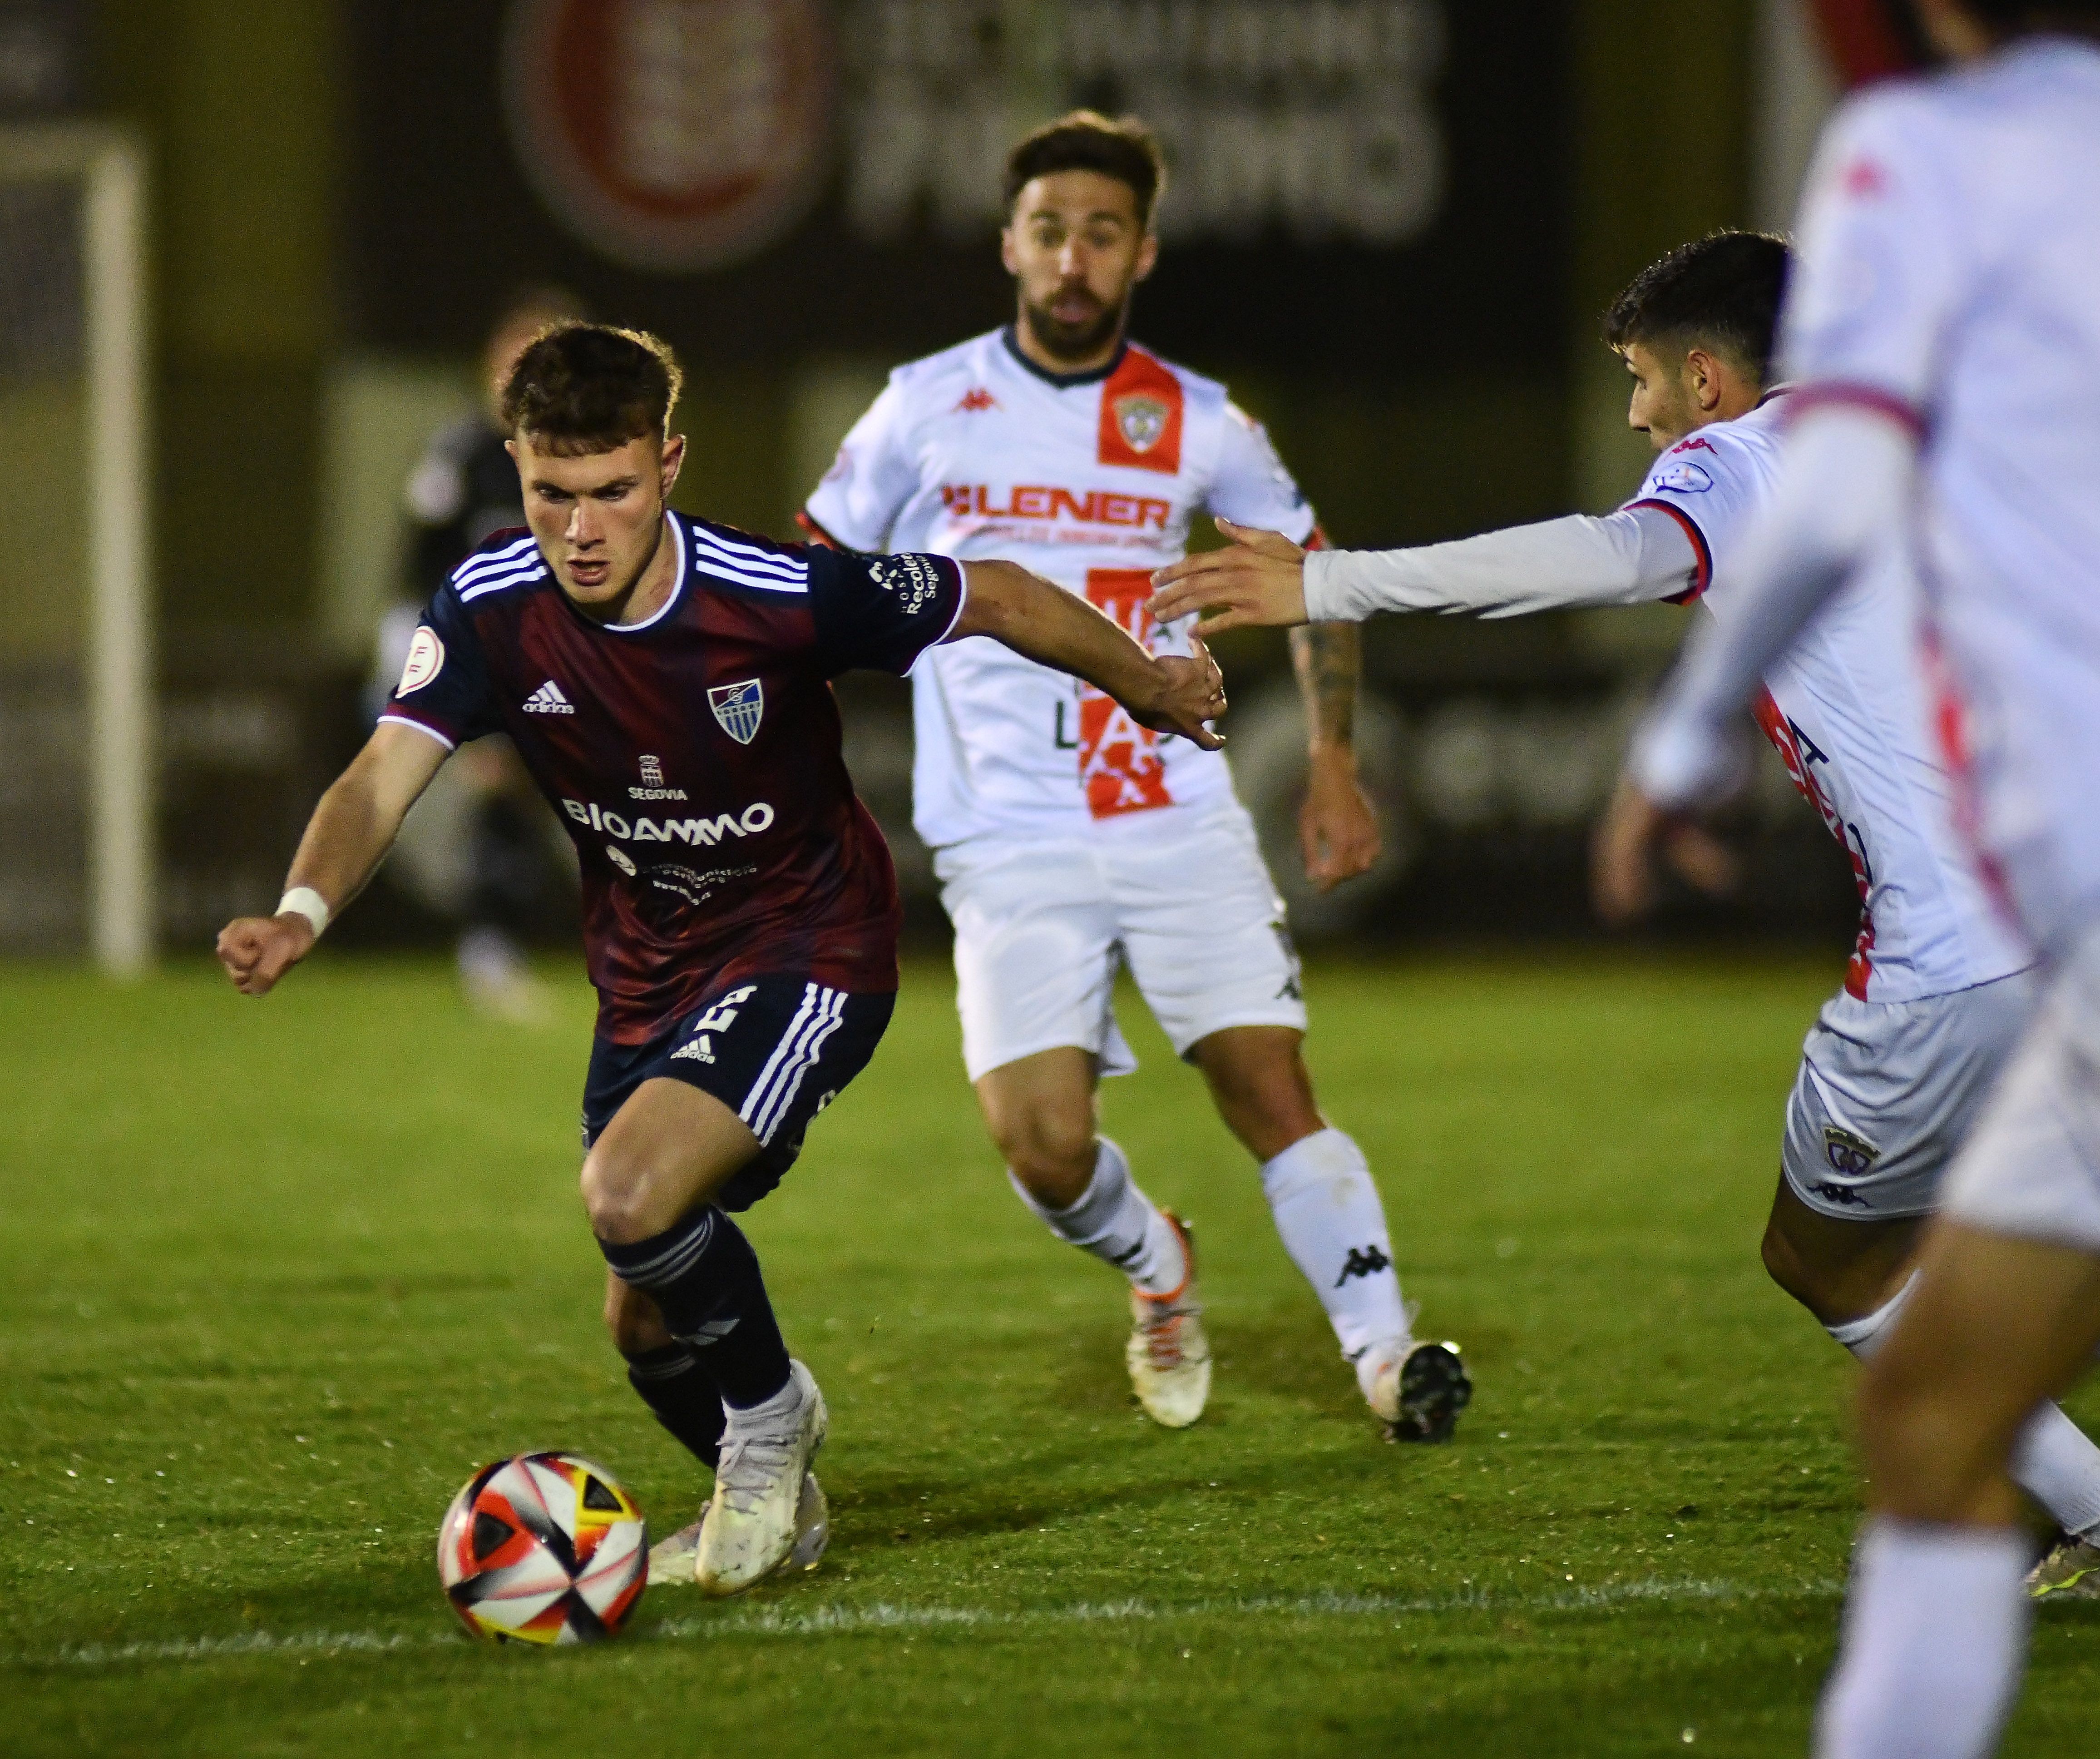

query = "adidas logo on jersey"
[[523, 680, 575, 715]]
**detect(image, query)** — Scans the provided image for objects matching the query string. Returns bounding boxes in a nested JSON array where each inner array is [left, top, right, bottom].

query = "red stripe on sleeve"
[[1627, 499, 1713, 604], [1783, 382, 1928, 439]]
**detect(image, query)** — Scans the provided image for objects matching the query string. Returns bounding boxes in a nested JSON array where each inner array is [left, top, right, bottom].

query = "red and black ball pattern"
[[437, 1452, 647, 1644]]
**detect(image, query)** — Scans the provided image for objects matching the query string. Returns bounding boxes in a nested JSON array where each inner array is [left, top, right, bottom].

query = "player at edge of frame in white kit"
[[1149, 226, 2100, 1578], [1596, 5, 2100, 1755], [800, 110, 1473, 1443]]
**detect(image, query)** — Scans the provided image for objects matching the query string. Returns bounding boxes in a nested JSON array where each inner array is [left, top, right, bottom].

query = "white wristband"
[[277, 887, 331, 938]]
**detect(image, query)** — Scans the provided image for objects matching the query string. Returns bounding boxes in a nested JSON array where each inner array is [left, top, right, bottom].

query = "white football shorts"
[[1781, 968, 2037, 1221], [932, 801, 1308, 1082], [1944, 922, 2100, 1255]]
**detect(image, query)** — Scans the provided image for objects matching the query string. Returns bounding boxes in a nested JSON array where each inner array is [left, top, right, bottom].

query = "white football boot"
[[1125, 1214, 1211, 1428], [647, 1471, 830, 1586], [696, 1359, 829, 1596], [1365, 1338, 1472, 1443]]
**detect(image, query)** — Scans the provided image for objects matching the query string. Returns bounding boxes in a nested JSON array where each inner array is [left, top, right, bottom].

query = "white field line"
[[9, 1576, 1842, 1674]]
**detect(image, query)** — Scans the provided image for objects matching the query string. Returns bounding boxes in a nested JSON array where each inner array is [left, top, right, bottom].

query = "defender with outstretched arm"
[[1150, 232, 2100, 1587], [1605, 5, 2100, 1751]]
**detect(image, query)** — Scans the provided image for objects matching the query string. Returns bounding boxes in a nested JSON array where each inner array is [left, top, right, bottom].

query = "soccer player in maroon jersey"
[[215, 323, 1225, 1598]]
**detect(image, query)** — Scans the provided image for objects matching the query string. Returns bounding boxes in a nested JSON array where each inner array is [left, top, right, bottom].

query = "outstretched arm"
[[1148, 509, 1701, 635], [951, 560, 1226, 749], [1289, 621, 1380, 890], [216, 723, 450, 995]]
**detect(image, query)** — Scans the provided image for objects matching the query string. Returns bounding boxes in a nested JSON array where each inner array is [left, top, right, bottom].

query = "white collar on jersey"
[[603, 513, 688, 634], [999, 324, 1129, 391]]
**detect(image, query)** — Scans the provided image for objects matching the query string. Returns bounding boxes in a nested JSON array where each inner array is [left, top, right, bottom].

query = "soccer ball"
[[437, 1452, 648, 1643]]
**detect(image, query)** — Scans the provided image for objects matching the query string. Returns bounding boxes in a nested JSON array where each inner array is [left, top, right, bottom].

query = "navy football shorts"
[[581, 975, 894, 1212]]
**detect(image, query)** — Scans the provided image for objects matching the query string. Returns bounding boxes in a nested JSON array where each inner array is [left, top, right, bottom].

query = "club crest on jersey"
[[708, 679, 764, 745], [397, 626, 444, 695], [1113, 393, 1171, 456], [1823, 1126, 1881, 1178]]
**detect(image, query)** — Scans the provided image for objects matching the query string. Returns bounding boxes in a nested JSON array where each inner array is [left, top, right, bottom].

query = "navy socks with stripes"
[[624, 1343, 727, 1468], [599, 1205, 793, 1410]]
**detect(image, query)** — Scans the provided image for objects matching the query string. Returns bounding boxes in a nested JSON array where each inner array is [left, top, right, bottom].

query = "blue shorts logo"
[[708, 679, 764, 745]]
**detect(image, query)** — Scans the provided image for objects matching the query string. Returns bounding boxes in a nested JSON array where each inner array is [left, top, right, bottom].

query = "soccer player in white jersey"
[[800, 112, 1471, 1442], [1599, 4, 2100, 1752], [1152, 229, 2100, 1563]]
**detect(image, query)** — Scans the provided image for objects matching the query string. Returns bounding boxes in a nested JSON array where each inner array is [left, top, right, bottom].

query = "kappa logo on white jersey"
[[1113, 393, 1171, 455], [524, 679, 576, 714], [397, 626, 444, 695], [708, 679, 764, 744]]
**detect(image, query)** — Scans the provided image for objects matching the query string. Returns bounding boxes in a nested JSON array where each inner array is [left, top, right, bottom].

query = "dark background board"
[[1811, 0, 1932, 81], [346, 0, 1571, 381]]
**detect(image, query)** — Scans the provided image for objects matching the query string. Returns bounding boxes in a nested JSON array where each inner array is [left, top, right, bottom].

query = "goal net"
[[0, 124, 152, 972]]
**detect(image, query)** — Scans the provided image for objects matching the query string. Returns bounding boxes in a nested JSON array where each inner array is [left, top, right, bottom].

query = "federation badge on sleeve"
[[708, 679, 765, 745], [397, 626, 445, 694], [1113, 394, 1170, 456]]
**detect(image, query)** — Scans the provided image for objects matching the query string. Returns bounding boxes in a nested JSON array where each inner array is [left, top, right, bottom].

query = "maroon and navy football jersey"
[[380, 512, 964, 1043]]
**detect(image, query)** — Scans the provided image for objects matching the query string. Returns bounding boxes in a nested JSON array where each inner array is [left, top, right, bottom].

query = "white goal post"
[[0, 122, 153, 974]]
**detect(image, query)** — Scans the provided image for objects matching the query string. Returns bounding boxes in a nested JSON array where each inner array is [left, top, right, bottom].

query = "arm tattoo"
[[1290, 621, 1360, 752]]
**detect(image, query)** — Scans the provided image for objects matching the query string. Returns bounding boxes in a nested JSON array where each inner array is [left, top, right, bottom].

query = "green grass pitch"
[[5, 951, 2097, 1755]]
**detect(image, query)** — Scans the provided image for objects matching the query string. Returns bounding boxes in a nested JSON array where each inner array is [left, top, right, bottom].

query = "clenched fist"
[[216, 913, 317, 996]]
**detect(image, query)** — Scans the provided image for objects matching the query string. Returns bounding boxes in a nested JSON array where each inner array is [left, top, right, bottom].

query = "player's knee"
[[1760, 1212, 1818, 1307], [580, 1147, 657, 1245], [991, 1106, 1098, 1204]]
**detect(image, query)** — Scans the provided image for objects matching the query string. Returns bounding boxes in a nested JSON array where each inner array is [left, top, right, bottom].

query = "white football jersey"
[[1780, 39, 2100, 958], [1631, 397, 2029, 1003], [804, 327, 1318, 848]]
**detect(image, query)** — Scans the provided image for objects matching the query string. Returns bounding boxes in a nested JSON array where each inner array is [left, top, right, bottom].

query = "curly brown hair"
[[499, 323, 683, 456]]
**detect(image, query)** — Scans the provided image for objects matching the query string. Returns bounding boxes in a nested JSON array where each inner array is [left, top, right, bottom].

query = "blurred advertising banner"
[[349, 0, 1566, 376]]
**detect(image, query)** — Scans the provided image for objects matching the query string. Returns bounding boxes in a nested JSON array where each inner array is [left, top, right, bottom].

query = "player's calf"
[[607, 1274, 729, 1471], [1766, 1178, 2100, 1549]]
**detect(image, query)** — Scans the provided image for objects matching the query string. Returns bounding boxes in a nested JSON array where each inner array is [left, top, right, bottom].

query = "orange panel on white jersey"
[[805, 327, 1316, 847]]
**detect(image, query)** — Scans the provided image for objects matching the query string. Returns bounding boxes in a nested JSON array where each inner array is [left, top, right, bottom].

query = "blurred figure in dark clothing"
[[370, 287, 584, 1018]]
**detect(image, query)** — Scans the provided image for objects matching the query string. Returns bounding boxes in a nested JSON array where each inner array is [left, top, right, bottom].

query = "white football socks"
[[1829, 1274, 2100, 1539], [1817, 1517, 2030, 1759], [1010, 1137, 1187, 1298], [1261, 1128, 1410, 1394]]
